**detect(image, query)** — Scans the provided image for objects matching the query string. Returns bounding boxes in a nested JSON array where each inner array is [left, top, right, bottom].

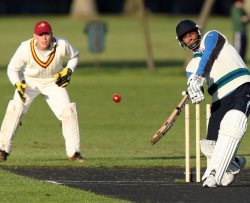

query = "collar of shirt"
[[33, 39, 57, 57]]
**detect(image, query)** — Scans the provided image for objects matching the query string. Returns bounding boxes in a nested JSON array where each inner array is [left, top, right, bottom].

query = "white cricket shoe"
[[203, 175, 217, 187], [219, 156, 246, 186], [220, 172, 234, 186]]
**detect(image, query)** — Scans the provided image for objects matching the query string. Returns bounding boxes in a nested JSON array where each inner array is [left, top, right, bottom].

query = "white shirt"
[[7, 36, 79, 85], [186, 30, 250, 102]]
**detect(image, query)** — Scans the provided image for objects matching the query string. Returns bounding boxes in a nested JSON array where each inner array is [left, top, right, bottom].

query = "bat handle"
[[182, 91, 188, 96]]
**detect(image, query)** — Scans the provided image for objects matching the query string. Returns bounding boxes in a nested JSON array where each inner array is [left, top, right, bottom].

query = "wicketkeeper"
[[0, 21, 84, 162], [176, 19, 250, 187]]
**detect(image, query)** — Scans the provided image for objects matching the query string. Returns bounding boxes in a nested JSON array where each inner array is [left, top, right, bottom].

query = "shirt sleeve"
[[197, 31, 225, 77], [65, 40, 79, 72], [7, 43, 26, 85], [186, 52, 202, 80]]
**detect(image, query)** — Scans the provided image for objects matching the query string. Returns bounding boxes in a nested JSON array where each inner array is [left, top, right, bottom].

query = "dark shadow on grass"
[[132, 153, 250, 160], [239, 153, 250, 157], [85, 153, 250, 162], [77, 59, 184, 69], [86, 156, 197, 160], [132, 156, 194, 160]]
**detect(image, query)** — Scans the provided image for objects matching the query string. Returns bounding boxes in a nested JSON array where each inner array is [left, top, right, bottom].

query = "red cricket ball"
[[113, 94, 122, 103]]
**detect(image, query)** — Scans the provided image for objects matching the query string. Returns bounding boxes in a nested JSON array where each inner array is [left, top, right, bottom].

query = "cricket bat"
[[151, 92, 189, 145]]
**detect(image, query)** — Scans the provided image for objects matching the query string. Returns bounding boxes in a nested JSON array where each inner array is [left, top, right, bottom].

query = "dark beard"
[[187, 39, 201, 51]]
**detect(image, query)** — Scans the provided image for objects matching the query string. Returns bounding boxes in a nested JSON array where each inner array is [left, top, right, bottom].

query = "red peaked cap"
[[34, 21, 52, 35]]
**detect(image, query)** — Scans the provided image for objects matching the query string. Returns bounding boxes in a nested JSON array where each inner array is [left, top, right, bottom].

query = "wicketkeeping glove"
[[187, 74, 205, 104], [15, 81, 27, 102], [54, 67, 72, 87]]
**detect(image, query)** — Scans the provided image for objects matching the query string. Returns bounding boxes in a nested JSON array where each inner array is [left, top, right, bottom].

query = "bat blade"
[[151, 94, 189, 145]]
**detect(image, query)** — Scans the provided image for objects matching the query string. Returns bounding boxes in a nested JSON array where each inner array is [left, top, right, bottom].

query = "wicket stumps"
[[185, 103, 211, 182]]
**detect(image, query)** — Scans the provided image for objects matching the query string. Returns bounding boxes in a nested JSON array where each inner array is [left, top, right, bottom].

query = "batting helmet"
[[176, 20, 202, 49]]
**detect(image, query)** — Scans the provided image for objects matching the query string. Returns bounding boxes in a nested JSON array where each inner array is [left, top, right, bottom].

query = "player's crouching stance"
[[176, 20, 250, 187], [0, 21, 84, 163]]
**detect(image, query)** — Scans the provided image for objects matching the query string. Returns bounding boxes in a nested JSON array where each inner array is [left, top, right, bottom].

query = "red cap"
[[34, 21, 52, 35]]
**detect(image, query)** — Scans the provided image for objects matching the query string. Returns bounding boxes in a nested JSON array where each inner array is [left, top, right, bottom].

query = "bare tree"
[[185, 0, 216, 66], [243, 0, 250, 15], [123, 0, 141, 15], [70, 0, 98, 19], [198, 0, 216, 30], [138, 0, 155, 71]]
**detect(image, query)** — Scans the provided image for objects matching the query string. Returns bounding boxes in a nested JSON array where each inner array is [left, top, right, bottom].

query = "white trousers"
[[15, 77, 70, 120], [12, 77, 81, 156]]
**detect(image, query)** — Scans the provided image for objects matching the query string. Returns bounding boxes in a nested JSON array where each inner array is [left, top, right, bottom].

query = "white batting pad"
[[202, 110, 247, 185], [61, 103, 81, 157], [201, 138, 244, 174], [0, 100, 23, 153]]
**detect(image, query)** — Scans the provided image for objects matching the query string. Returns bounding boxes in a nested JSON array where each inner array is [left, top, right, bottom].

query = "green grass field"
[[0, 15, 249, 202]]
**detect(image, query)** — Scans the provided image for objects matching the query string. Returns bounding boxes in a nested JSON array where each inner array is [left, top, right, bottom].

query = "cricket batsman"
[[0, 21, 84, 162], [176, 19, 250, 187]]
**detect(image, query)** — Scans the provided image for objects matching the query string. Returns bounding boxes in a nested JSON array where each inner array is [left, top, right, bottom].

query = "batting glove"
[[15, 81, 27, 103], [54, 67, 72, 87], [187, 74, 205, 104]]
